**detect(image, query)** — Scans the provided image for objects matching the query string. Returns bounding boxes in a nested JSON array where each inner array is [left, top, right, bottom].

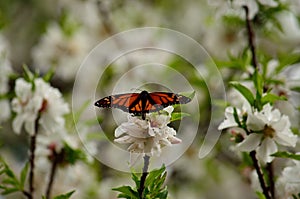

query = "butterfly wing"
[[95, 91, 191, 116], [94, 93, 140, 112], [146, 92, 191, 113]]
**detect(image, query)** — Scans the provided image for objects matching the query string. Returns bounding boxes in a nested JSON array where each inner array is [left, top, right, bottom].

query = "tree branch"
[[243, 5, 258, 70], [267, 162, 275, 198], [22, 190, 32, 199], [45, 151, 59, 199], [28, 116, 40, 199], [250, 151, 271, 199]]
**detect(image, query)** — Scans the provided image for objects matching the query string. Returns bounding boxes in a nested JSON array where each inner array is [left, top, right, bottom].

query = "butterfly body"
[[95, 90, 191, 119]]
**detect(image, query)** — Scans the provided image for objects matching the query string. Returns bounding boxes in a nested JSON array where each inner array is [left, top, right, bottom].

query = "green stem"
[[138, 155, 150, 199]]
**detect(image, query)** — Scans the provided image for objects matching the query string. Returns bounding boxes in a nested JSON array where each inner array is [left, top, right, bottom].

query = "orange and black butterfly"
[[94, 90, 191, 120]]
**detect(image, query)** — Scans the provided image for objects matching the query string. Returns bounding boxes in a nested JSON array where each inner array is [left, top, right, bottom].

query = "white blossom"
[[114, 106, 182, 157], [276, 160, 300, 199], [0, 34, 12, 122], [237, 104, 297, 163], [210, 0, 283, 20], [31, 23, 93, 81], [11, 78, 69, 135], [258, 0, 278, 7], [218, 106, 240, 130], [218, 103, 250, 133], [12, 79, 41, 135], [57, 0, 101, 30], [277, 11, 300, 42], [209, 0, 258, 19], [35, 79, 69, 134]]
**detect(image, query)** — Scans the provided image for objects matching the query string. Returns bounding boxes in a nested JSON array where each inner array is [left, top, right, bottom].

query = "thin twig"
[[243, 6, 258, 70], [97, 0, 116, 35], [29, 134, 36, 198], [267, 162, 275, 198], [45, 152, 59, 199], [250, 151, 271, 199], [28, 116, 40, 199], [243, 6, 272, 198], [22, 190, 32, 199], [138, 155, 150, 199], [96, 0, 135, 71]]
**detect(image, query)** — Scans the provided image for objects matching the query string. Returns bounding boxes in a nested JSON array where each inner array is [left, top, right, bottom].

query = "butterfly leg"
[[141, 112, 146, 120]]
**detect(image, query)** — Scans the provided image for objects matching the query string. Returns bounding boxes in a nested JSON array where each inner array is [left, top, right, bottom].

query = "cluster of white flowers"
[[276, 159, 300, 198], [211, 0, 283, 19], [251, 158, 300, 198], [219, 103, 298, 164], [0, 34, 13, 122], [31, 23, 93, 81], [11, 78, 69, 135], [114, 106, 182, 157], [31, 0, 104, 82]]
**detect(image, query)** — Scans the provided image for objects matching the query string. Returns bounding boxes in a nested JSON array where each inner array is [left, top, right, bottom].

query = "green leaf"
[[155, 188, 168, 199], [2, 178, 18, 186], [2, 188, 20, 195], [117, 193, 131, 199], [253, 69, 263, 98], [153, 172, 166, 191], [131, 171, 140, 188], [145, 165, 167, 198], [3, 166, 17, 179], [291, 86, 300, 93], [112, 186, 138, 198], [271, 151, 300, 161], [43, 67, 55, 82], [261, 93, 286, 105], [256, 191, 267, 199], [145, 166, 165, 187], [113, 165, 168, 199], [53, 190, 75, 199], [0, 160, 20, 188], [22, 64, 34, 83], [230, 81, 255, 106], [170, 112, 190, 122], [232, 107, 242, 127], [20, 162, 29, 189], [63, 143, 86, 164]]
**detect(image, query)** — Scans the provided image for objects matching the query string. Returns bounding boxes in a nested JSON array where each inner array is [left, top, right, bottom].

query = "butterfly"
[[94, 90, 191, 120]]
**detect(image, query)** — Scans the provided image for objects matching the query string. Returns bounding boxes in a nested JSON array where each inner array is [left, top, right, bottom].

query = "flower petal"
[[12, 114, 25, 134], [114, 135, 133, 144], [164, 106, 174, 115], [274, 129, 297, 147], [257, 138, 277, 163], [115, 125, 126, 137], [236, 133, 262, 152], [246, 113, 265, 131], [271, 115, 290, 132], [25, 119, 36, 136], [218, 118, 238, 130], [168, 136, 182, 144]]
